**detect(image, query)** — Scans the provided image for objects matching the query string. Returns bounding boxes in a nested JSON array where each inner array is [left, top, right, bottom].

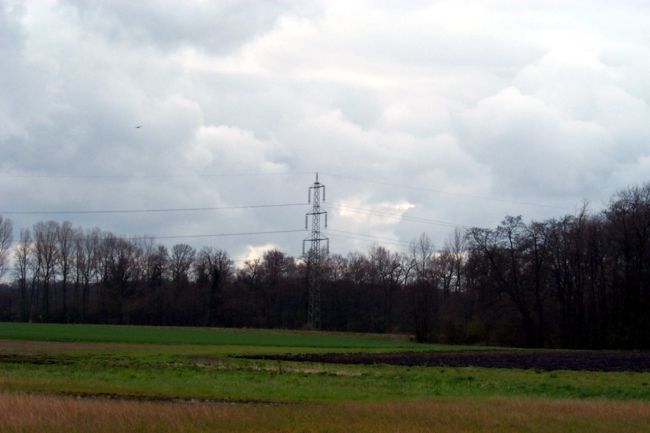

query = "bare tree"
[[468, 216, 540, 346], [410, 233, 434, 283], [14, 228, 30, 321], [525, 220, 549, 346], [408, 233, 438, 341], [448, 227, 466, 293], [369, 246, 403, 331], [74, 228, 100, 321], [195, 247, 233, 325], [148, 244, 169, 283], [345, 252, 370, 287], [0, 216, 13, 279], [170, 244, 195, 284], [57, 221, 74, 321], [325, 254, 348, 281], [33, 221, 59, 321]]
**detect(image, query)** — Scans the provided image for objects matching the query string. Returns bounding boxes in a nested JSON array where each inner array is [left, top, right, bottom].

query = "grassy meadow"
[[0, 322, 649, 432]]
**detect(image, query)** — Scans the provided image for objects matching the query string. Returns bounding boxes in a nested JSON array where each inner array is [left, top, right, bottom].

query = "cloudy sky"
[[2, 0, 649, 263]]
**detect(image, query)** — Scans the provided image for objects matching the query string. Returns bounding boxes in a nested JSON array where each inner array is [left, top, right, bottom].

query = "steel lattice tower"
[[303, 173, 329, 329]]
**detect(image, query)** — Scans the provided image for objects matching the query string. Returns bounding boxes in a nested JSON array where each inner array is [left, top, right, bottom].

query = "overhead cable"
[[0, 202, 306, 215], [128, 229, 306, 241], [323, 172, 569, 210], [0, 170, 314, 180], [326, 229, 412, 247], [327, 204, 464, 228]]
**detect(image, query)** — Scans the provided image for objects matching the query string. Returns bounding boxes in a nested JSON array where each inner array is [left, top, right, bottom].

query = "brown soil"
[[245, 350, 650, 372]]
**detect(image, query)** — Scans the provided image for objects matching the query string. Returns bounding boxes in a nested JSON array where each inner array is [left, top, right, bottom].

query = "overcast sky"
[[2, 0, 649, 263]]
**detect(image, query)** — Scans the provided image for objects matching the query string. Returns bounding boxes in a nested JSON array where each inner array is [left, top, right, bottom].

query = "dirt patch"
[[244, 350, 650, 372], [53, 391, 290, 405], [0, 353, 77, 365]]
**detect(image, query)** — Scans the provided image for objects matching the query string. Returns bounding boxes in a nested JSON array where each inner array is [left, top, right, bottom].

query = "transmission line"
[[0, 170, 314, 180], [326, 229, 412, 247], [9, 228, 306, 245], [128, 229, 305, 241], [323, 172, 570, 210], [326, 204, 464, 228], [0, 202, 306, 215]]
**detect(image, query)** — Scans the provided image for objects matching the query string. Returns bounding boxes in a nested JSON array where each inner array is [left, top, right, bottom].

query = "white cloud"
[[238, 243, 277, 265]]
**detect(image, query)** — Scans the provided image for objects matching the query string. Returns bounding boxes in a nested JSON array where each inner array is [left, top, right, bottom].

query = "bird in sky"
[[135, 125, 142, 129]]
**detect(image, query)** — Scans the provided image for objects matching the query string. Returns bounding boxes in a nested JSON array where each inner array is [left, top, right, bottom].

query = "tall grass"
[[1, 393, 649, 433]]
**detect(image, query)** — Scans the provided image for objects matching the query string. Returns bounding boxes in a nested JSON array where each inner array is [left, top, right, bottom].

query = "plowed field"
[[247, 350, 650, 372]]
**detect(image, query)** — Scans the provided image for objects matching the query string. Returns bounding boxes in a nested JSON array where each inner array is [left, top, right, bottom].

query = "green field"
[[0, 322, 434, 348], [1, 322, 649, 432]]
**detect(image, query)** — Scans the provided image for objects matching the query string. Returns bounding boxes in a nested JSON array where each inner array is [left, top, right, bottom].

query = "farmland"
[[1, 323, 649, 432], [253, 349, 650, 372]]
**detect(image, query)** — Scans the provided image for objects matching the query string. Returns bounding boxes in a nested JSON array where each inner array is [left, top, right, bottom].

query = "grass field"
[[1, 322, 649, 432], [0, 322, 439, 349]]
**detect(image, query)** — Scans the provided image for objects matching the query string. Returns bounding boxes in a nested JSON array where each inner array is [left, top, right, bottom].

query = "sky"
[[1, 0, 650, 263]]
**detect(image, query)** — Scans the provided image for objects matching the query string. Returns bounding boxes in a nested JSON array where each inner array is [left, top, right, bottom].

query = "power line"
[[326, 229, 412, 247], [3, 168, 588, 212], [127, 229, 305, 241], [327, 234, 408, 248], [0, 171, 314, 180], [0, 202, 306, 216], [128, 229, 305, 240], [323, 172, 570, 210], [327, 204, 465, 228], [3, 168, 576, 211], [8, 228, 307, 245]]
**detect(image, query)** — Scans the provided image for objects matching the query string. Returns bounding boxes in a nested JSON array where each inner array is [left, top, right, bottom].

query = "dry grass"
[[1, 392, 649, 433]]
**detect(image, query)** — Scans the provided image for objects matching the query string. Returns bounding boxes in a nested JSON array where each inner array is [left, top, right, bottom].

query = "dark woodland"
[[0, 183, 648, 349]]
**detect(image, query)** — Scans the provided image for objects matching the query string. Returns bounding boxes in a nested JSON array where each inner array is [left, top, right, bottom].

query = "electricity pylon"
[[303, 173, 329, 329]]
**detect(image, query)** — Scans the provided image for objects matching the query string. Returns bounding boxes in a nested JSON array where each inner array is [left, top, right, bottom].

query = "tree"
[[368, 245, 403, 332], [524, 221, 549, 346], [0, 216, 13, 279], [195, 248, 233, 326], [56, 221, 74, 321], [604, 184, 650, 348], [74, 228, 100, 321], [170, 244, 195, 284], [14, 228, 30, 321], [467, 217, 541, 347], [408, 233, 438, 342], [33, 221, 59, 321]]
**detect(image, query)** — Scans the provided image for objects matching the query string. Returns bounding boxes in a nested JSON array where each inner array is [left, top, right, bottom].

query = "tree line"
[[0, 183, 648, 349]]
